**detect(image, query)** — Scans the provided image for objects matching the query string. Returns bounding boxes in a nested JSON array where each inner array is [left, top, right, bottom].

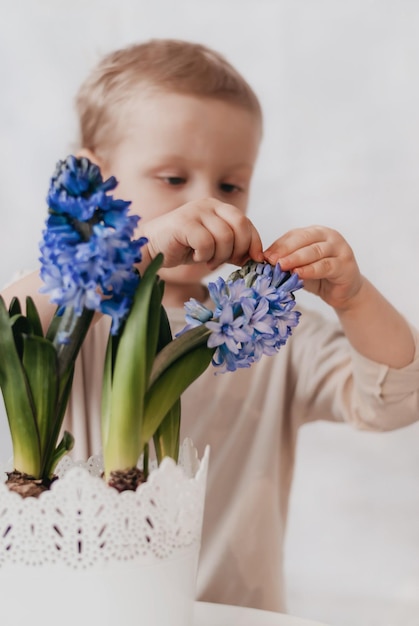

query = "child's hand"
[[264, 225, 364, 310], [139, 199, 264, 270]]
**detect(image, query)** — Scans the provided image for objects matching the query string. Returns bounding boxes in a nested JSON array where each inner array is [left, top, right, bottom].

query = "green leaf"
[[42, 366, 75, 478], [148, 324, 212, 388], [151, 300, 180, 463], [142, 343, 214, 447], [48, 430, 75, 475], [144, 277, 164, 383], [22, 335, 59, 459], [25, 296, 44, 337], [153, 398, 181, 464], [103, 254, 164, 475], [9, 314, 31, 360], [0, 297, 40, 476], [45, 305, 63, 342], [155, 283, 171, 351], [101, 333, 119, 452], [8, 297, 22, 317]]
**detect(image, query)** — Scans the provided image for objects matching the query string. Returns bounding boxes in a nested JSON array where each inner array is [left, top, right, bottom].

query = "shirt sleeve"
[[349, 323, 419, 430], [290, 307, 419, 432]]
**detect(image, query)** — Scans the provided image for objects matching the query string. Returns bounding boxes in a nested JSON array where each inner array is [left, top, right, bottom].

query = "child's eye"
[[162, 176, 186, 186], [220, 183, 242, 194]]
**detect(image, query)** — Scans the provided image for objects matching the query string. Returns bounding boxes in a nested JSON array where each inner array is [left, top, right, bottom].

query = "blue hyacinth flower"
[[181, 260, 303, 373], [39, 155, 147, 336]]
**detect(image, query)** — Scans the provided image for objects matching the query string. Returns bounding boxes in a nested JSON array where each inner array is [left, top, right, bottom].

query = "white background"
[[1, 2, 419, 625]]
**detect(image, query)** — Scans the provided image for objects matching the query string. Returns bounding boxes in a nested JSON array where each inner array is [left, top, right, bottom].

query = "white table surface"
[[194, 602, 330, 626]]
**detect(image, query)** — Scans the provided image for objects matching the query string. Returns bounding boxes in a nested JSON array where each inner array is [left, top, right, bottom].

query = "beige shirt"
[[64, 304, 419, 613]]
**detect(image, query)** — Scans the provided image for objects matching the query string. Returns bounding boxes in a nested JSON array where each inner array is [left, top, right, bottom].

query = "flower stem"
[[52, 307, 95, 379]]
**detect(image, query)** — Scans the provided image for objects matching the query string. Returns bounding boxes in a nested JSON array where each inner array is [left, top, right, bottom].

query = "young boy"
[[3, 39, 419, 613]]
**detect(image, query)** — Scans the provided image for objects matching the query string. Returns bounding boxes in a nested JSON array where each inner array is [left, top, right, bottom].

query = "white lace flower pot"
[[0, 439, 209, 626]]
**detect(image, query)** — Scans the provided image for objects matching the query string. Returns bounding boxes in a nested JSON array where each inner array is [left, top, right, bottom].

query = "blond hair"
[[75, 38, 262, 156]]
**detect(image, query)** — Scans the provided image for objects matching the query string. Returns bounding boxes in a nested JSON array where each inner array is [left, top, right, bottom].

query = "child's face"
[[100, 89, 262, 285]]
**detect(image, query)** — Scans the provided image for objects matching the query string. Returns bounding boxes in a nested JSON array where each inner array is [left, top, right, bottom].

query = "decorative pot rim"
[[0, 439, 210, 569]]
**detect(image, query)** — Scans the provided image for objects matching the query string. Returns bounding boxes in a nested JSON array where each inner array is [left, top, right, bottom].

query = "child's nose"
[[187, 179, 218, 202]]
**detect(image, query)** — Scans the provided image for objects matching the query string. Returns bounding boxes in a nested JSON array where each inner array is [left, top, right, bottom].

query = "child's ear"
[[76, 148, 105, 171]]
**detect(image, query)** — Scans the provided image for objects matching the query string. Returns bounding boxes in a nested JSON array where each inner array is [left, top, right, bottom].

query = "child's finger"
[[264, 226, 350, 271], [275, 240, 337, 272], [231, 223, 264, 266], [212, 204, 263, 266], [264, 226, 329, 264], [293, 257, 337, 280], [197, 211, 235, 267], [182, 223, 218, 264]]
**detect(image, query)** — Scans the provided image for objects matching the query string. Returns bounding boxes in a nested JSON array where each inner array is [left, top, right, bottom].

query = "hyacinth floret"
[[182, 260, 303, 373], [47, 155, 119, 222], [183, 298, 214, 331], [39, 155, 147, 335]]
